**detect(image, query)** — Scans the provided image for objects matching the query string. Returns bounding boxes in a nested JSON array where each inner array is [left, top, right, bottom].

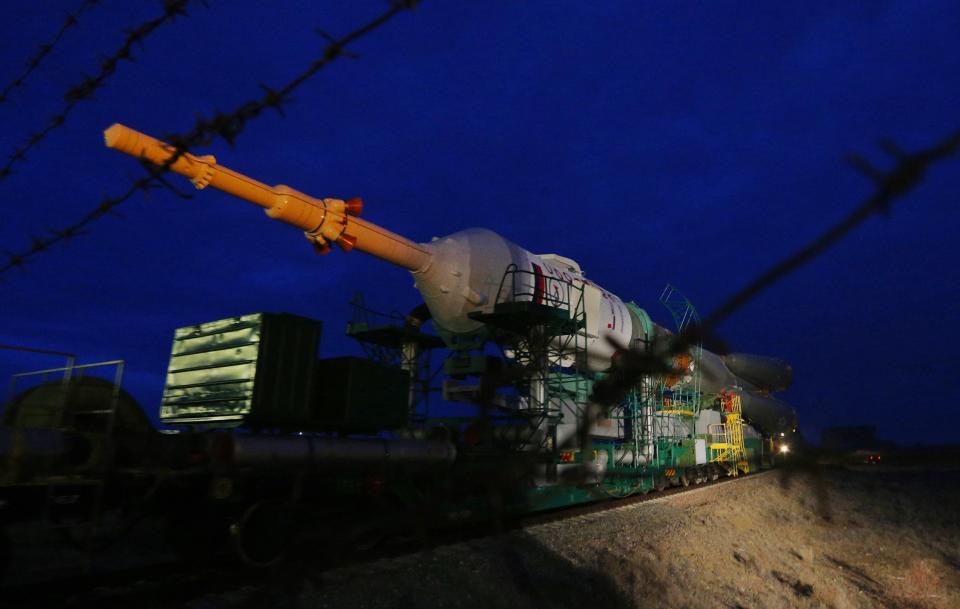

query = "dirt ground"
[[197, 466, 960, 609], [9, 465, 958, 608]]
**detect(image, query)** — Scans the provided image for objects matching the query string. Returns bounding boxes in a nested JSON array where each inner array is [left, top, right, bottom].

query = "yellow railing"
[[709, 393, 748, 475]]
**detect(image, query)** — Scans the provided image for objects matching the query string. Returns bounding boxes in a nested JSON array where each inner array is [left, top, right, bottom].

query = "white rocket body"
[[412, 228, 633, 371], [410, 229, 797, 434]]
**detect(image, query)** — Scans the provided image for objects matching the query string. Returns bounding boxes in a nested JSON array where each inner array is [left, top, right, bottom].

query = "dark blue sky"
[[2, 1, 958, 445]]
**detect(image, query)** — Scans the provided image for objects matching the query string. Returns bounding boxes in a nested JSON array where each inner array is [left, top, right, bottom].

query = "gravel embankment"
[[170, 467, 960, 609]]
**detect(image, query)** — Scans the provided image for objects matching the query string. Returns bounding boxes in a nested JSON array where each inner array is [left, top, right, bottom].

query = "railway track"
[[0, 469, 774, 608], [323, 468, 775, 583]]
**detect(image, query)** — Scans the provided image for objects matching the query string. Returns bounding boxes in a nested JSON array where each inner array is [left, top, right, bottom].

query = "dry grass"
[[888, 558, 951, 609]]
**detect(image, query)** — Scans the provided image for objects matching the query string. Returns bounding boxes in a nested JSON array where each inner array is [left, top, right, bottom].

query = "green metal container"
[[314, 357, 408, 432], [160, 313, 321, 429]]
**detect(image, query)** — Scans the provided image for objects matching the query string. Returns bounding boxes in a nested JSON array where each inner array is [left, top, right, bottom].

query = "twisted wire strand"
[[0, 0, 103, 105], [0, 1, 418, 276]]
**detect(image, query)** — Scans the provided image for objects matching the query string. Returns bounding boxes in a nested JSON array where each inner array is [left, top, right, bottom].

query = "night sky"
[[2, 2, 957, 445]]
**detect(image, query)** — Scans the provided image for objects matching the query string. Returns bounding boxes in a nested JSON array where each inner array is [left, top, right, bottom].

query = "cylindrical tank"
[[671, 346, 796, 434], [212, 433, 456, 468], [722, 353, 793, 392], [0, 428, 96, 480], [739, 393, 797, 434]]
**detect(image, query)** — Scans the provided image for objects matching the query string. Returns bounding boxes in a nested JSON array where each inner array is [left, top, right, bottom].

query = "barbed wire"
[[699, 129, 960, 333], [0, 0, 419, 277], [591, 128, 960, 406], [0, 7, 954, 536], [0, 0, 103, 105], [0, 0, 953, 399], [0, 0, 195, 183]]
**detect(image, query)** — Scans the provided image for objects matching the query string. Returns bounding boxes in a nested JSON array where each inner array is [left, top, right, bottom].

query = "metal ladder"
[[9, 361, 126, 573], [709, 392, 748, 475]]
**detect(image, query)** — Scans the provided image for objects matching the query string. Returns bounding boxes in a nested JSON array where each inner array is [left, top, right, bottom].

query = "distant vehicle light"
[[780, 432, 785, 437], [779, 444, 790, 454]]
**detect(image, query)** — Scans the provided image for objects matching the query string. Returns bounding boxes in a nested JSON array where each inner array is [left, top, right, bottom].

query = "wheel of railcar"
[[679, 473, 691, 487], [710, 465, 720, 481], [346, 520, 388, 555], [163, 504, 231, 564], [230, 500, 296, 568], [655, 477, 667, 492]]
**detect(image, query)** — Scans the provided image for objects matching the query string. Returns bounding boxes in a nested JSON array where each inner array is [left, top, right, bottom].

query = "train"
[[0, 125, 798, 574]]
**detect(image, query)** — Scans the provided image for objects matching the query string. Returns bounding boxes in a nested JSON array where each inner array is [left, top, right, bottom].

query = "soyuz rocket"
[[103, 124, 796, 434]]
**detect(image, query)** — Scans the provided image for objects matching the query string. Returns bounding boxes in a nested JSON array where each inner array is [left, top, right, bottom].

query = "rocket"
[[103, 124, 796, 433]]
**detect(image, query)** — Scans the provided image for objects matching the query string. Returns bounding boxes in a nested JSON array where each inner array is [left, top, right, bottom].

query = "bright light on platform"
[[779, 444, 790, 454]]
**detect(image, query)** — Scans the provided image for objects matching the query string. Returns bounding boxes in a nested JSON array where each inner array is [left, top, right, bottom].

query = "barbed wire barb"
[[0, 0, 102, 105], [0, 0, 195, 184], [591, 128, 960, 406], [701, 129, 960, 331]]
